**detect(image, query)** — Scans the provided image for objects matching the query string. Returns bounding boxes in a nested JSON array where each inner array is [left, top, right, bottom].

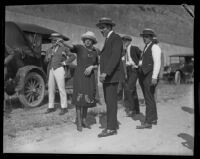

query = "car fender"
[[14, 65, 46, 92]]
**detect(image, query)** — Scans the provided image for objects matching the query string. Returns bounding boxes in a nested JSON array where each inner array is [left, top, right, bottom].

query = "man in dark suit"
[[96, 17, 125, 137], [137, 29, 161, 129], [121, 35, 142, 117]]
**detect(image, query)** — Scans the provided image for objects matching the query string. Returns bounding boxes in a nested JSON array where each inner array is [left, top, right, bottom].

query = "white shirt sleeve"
[[152, 44, 161, 79]]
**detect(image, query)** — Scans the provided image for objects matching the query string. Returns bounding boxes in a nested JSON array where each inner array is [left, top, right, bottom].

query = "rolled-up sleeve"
[[152, 44, 161, 79]]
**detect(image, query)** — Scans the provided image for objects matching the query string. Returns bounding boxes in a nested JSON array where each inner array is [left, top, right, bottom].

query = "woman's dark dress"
[[71, 44, 98, 107]]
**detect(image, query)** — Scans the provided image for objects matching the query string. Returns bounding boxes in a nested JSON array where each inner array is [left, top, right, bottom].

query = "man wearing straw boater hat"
[[96, 17, 125, 137], [44, 33, 76, 115], [136, 28, 161, 129], [121, 35, 142, 117]]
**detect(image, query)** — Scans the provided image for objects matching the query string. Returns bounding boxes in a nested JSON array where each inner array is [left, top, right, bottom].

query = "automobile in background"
[[5, 21, 75, 108], [163, 54, 194, 84]]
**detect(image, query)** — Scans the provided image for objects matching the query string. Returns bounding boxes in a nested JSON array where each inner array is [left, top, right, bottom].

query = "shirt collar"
[[106, 30, 113, 39], [126, 44, 131, 51], [145, 41, 153, 51], [147, 41, 152, 47]]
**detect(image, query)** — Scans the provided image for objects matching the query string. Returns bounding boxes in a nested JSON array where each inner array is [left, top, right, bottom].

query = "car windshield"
[[170, 56, 193, 64]]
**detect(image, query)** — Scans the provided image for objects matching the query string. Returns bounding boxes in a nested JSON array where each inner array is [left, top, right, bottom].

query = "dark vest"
[[141, 42, 154, 75]]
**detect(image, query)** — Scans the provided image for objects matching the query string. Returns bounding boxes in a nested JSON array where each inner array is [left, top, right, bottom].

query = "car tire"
[[175, 71, 181, 85], [18, 72, 45, 107]]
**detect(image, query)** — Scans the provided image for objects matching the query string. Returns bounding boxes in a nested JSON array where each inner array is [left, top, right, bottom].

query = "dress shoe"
[[59, 108, 68, 115], [45, 108, 56, 114], [98, 129, 117, 138], [101, 128, 107, 133], [82, 121, 91, 129], [136, 122, 152, 129]]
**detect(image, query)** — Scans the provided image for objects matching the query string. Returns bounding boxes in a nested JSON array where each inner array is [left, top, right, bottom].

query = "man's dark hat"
[[49, 33, 70, 41], [96, 17, 116, 28], [122, 35, 132, 41], [140, 28, 156, 37]]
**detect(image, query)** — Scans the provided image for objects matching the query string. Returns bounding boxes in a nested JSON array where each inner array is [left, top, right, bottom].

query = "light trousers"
[[48, 67, 67, 109]]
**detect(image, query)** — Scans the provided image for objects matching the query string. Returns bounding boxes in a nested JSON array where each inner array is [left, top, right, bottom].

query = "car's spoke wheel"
[[175, 71, 181, 85], [18, 72, 45, 107]]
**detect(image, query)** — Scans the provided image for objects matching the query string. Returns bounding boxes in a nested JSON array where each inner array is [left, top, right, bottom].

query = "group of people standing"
[[44, 17, 162, 137]]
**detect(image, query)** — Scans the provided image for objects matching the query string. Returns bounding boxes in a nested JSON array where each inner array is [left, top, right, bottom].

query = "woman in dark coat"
[[64, 31, 99, 131]]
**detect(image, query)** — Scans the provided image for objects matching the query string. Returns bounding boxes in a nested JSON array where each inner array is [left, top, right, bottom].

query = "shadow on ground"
[[181, 106, 194, 114], [131, 113, 146, 123], [85, 111, 121, 129], [98, 112, 121, 129], [98, 112, 107, 129], [177, 133, 194, 150], [85, 111, 98, 127]]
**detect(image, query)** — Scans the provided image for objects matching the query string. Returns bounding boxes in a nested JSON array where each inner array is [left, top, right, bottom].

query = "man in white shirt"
[[121, 35, 142, 117], [137, 28, 161, 129]]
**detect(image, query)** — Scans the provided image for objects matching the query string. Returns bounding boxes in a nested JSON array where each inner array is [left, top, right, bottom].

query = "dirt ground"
[[3, 81, 194, 155]]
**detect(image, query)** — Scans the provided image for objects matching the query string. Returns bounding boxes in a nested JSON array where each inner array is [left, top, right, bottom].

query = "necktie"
[[102, 38, 108, 50]]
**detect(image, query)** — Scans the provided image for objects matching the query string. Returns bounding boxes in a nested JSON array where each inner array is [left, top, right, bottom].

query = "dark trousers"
[[117, 81, 127, 101], [138, 70, 158, 123], [125, 66, 140, 113], [103, 82, 118, 130], [94, 70, 100, 101]]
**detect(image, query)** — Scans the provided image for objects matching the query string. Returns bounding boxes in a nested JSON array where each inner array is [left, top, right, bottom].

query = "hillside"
[[6, 4, 194, 48]]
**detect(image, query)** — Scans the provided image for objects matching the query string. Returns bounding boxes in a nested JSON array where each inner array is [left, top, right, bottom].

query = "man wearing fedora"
[[96, 17, 125, 137], [44, 33, 76, 115], [137, 28, 161, 129], [121, 35, 142, 117]]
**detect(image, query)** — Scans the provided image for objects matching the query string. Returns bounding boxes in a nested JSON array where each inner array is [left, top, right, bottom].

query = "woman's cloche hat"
[[81, 31, 97, 44]]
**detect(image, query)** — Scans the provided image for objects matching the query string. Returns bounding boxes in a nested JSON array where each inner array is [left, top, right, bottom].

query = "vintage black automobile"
[[162, 54, 194, 84], [5, 21, 75, 107]]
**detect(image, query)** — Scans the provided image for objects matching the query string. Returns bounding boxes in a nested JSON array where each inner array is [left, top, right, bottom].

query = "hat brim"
[[96, 22, 116, 28], [140, 33, 156, 37], [81, 36, 97, 44], [122, 37, 132, 41], [49, 35, 69, 41]]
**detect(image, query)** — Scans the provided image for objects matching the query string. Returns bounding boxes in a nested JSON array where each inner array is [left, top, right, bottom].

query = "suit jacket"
[[100, 32, 125, 83], [45, 45, 76, 80], [129, 45, 142, 65]]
